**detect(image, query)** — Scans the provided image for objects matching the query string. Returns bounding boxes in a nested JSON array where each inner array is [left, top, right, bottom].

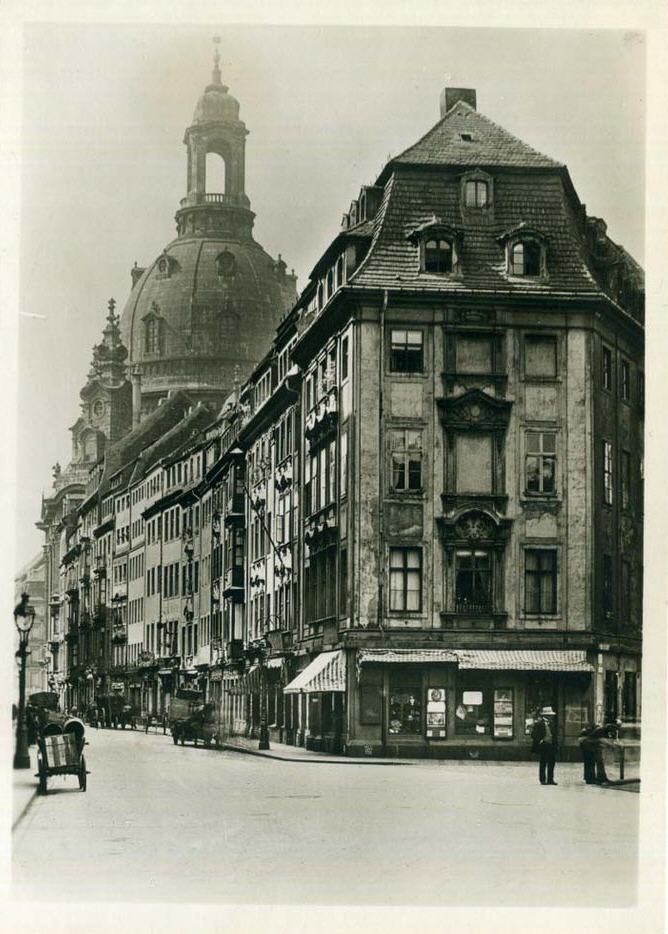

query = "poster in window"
[[426, 685, 446, 738], [493, 688, 514, 740]]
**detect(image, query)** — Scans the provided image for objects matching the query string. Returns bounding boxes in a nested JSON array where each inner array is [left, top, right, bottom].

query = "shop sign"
[[210, 669, 223, 682], [111, 682, 124, 692], [426, 686, 446, 739]]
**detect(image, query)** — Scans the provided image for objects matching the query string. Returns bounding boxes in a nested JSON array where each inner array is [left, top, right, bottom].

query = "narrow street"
[[12, 728, 638, 907]]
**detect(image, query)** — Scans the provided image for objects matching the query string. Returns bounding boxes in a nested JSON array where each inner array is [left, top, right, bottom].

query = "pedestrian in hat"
[[530, 706, 558, 785]]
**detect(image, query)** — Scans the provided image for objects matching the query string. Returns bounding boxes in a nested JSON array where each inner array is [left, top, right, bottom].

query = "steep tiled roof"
[[98, 391, 195, 496], [352, 166, 599, 295], [390, 101, 561, 171], [128, 403, 213, 485]]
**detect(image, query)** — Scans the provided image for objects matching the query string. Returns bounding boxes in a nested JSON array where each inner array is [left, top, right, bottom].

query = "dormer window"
[[155, 253, 177, 280], [510, 241, 541, 276], [408, 217, 463, 277], [498, 224, 548, 279], [425, 239, 453, 274], [143, 302, 163, 356]]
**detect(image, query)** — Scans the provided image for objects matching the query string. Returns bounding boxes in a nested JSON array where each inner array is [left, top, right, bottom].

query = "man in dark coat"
[[531, 706, 558, 785], [578, 723, 597, 783]]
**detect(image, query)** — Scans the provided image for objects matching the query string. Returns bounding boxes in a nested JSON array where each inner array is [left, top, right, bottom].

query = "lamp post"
[[13, 593, 36, 769]]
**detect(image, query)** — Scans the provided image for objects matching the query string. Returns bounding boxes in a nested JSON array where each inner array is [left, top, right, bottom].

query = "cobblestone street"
[[12, 728, 638, 907]]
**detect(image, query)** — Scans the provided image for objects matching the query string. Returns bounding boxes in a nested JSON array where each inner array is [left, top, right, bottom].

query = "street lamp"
[[13, 593, 36, 769]]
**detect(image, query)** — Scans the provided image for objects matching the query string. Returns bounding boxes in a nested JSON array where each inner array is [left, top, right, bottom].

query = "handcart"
[[36, 715, 89, 795]]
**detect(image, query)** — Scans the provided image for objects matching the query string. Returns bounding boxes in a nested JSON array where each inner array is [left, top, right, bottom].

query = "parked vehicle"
[[26, 692, 62, 745], [169, 689, 221, 748], [35, 713, 88, 794], [96, 693, 137, 729]]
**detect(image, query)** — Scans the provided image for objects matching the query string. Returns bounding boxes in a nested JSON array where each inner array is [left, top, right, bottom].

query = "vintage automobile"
[[169, 689, 221, 748], [26, 692, 62, 744], [97, 694, 137, 729], [35, 713, 88, 794]]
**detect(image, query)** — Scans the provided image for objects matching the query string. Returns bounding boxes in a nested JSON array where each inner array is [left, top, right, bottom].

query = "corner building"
[[279, 87, 643, 758]]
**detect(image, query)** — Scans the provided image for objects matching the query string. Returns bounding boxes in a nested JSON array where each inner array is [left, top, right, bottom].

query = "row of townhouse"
[[40, 85, 643, 759]]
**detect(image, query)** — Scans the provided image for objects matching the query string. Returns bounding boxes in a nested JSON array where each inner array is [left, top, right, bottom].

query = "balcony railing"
[[455, 599, 493, 614]]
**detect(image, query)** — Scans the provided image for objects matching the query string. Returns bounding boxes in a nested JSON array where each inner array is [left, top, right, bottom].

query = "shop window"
[[389, 547, 422, 612], [390, 330, 423, 373], [509, 240, 542, 276], [524, 678, 557, 733], [454, 677, 492, 736], [455, 335, 493, 374], [526, 432, 556, 494], [602, 345, 613, 391], [455, 549, 491, 613], [390, 429, 422, 492], [603, 441, 614, 505], [622, 672, 637, 720], [424, 238, 453, 274], [455, 434, 492, 493], [464, 179, 489, 208], [388, 671, 422, 735], [524, 335, 557, 378], [524, 549, 557, 614], [604, 670, 618, 723]]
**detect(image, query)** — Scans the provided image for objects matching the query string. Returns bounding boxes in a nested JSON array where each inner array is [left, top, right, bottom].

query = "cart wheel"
[[38, 757, 47, 796], [78, 755, 87, 792]]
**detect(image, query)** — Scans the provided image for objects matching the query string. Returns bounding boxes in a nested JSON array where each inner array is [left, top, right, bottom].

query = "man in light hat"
[[530, 706, 558, 785]]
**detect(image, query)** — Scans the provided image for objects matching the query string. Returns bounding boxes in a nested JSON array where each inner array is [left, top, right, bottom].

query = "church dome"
[[193, 83, 240, 124], [120, 236, 296, 414], [118, 42, 297, 418]]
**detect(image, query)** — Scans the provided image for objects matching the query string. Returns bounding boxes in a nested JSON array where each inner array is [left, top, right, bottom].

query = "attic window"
[[510, 241, 542, 277], [424, 239, 453, 274], [460, 133, 473, 142], [156, 255, 174, 280], [217, 250, 236, 278]]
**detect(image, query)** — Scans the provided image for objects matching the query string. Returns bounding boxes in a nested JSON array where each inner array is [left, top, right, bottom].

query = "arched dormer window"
[[335, 255, 344, 288], [498, 224, 548, 279], [317, 282, 324, 310], [425, 239, 453, 273], [408, 217, 463, 276], [326, 268, 334, 299]]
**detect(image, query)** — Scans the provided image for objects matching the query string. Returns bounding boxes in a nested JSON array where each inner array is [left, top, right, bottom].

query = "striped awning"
[[284, 650, 346, 694], [358, 649, 459, 665], [227, 665, 261, 695], [456, 650, 593, 672]]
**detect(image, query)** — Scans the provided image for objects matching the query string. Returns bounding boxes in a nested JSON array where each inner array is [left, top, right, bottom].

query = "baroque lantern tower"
[[120, 39, 297, 419]]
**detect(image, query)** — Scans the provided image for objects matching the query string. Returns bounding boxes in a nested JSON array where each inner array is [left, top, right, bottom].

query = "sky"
[[13, 23, 646, 569]]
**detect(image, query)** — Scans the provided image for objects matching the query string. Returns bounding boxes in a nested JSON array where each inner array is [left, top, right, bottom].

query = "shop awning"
[[358, 649, 459, 665], [284, 650, 346, 694], [456, 650, 593, 672], [227, 665, 262, 695]]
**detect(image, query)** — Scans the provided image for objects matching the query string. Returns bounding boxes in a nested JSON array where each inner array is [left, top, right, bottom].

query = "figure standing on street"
[[531, 706, 558, 785], [589, 722, 618, 784], [578, 723, 597, 783]]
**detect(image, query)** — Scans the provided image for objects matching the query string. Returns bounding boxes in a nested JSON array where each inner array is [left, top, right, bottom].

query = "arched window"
[[205, 152, 226, 195], [510, 241, 542, 276], [326, 268, 334, 299], [335, 255, 344, 288], [216, 250, 236, 278], [317, 282, 324, 310], [424, 239, 453, 274], [144, 318, 161, 355]]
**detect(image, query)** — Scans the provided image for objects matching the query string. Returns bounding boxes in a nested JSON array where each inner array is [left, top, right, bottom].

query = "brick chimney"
[[440, 87, 477, 118]]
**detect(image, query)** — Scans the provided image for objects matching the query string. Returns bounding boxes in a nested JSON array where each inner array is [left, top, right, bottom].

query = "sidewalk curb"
[[220, 742, 412, 765], [12, 786, 38, 833]]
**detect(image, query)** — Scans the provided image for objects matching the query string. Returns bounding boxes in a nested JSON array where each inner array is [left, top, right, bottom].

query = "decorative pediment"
[[437, 508, 512, 545], [141, 300, 163, 322], [438, 388, 512, 430]]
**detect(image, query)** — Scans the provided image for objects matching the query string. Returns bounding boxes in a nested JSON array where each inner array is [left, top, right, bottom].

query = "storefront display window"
[[388, 671, 422, 735], [455, 677, 492, 736]]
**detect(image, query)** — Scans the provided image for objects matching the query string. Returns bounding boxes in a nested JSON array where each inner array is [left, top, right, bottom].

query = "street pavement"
[[10, 727, 638, 907]]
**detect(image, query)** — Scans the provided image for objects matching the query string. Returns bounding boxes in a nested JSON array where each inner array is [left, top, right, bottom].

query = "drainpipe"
[[378, 290, 389, 629]]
